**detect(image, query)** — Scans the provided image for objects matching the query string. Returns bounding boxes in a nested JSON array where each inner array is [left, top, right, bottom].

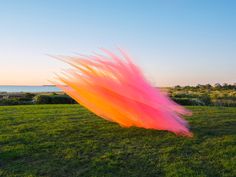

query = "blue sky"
[[0, 0, 235, 86]]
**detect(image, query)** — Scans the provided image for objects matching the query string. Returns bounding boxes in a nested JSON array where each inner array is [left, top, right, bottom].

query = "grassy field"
[[0, 105, 235, 177]]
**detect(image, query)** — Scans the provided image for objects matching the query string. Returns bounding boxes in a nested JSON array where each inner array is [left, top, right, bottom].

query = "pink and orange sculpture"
[[54, 49, 192, 137]]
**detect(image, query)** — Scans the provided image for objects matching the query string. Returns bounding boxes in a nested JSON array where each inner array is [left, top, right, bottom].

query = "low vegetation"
[[0, 83, 236, 106], [0, 93, 75, 106], [0, 105, 235, 176], [169, 83, 236, 106]]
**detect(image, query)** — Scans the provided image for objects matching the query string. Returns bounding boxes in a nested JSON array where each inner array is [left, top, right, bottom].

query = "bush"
[[199, 94, 211, 105], [0, 98, 33, 106], [0, 99, 19, 106], [33, 95, 52, 104], [51, 95, 76, 104], [212, 100, 236, 107], [172, 93, 200, 99], [33, 94, 76, 104], [172, 98, 205, 106]]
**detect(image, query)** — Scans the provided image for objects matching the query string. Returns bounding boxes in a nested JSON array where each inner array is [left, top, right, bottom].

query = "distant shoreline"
[[0, 85, 61, 93], [0, 85, 56, 87]]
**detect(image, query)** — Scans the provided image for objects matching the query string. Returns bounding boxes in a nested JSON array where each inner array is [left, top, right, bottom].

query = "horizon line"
[[0, 82, 235, 87]]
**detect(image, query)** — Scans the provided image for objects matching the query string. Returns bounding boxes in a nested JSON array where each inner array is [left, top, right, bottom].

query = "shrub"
[[199, 94, 211, 105], [33, 94, 76, 104], [51, 95, 76, 104], [212, 100, 236, 107], [0, 98, 33, 106], [172, 98, 205, 106], [0, 99, 19, 106], [33, 95, 52, 104]]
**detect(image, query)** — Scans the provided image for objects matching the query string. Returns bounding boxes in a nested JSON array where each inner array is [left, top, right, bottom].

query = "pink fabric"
[[54, 49, 192, 137]]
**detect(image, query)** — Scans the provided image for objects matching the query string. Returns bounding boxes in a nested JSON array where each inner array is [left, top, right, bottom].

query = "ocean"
[[0, 86, 61, 93]]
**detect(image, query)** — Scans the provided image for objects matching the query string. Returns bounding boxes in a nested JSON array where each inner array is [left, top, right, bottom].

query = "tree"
[[214, 83, 222, 89]]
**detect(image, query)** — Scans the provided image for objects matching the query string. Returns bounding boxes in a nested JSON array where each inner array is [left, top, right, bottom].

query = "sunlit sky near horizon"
[[0, 0, 235, 86]]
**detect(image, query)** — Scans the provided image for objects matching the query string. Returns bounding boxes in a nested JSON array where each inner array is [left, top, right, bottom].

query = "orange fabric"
[[54, 49, 192, 137]]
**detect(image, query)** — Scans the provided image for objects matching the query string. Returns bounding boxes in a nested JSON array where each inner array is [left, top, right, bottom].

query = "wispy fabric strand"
[[54, 49, 192, 137]]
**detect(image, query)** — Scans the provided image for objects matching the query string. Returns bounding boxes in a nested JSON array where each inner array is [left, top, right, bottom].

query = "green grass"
[[0, 105, 235, 177]]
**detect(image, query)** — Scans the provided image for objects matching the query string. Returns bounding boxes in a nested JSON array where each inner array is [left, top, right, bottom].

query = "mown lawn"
[[0, 105, 235, 177]]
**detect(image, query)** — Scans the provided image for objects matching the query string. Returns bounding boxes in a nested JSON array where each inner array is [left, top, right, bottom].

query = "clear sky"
[[0, 0, 235, 86]]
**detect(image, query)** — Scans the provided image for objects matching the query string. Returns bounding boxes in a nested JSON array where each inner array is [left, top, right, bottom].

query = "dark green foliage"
[[50, 95, 76, 104], [0, 98, 32, 106], [199, 94, 211, 105], [24, 93, 36, 99], [33, 95, 52, 104], [0, 93, 35, 106], [0, 98, 19, 105], [33, 94, 76, 104], [0, 105, 235, 177], [172, 98, 204, 106]]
